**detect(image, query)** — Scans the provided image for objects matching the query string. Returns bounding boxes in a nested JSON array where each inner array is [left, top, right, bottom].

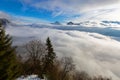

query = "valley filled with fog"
[[2, 18, 120, 80]]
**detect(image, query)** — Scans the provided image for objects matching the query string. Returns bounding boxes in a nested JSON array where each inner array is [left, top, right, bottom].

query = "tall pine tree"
[[41, 37, 56, 76], [46, 37, 56, 65], [0, 24, 20, 80]]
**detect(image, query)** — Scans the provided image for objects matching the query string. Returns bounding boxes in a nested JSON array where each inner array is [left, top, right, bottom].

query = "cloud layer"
[[6, 23, 120, 80]]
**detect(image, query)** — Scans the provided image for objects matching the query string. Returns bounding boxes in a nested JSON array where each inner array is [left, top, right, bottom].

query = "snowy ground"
[[17, 75, 41, 80]]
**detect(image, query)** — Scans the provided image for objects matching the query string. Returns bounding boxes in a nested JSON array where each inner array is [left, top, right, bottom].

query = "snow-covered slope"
[[17, 75, 41, 80]]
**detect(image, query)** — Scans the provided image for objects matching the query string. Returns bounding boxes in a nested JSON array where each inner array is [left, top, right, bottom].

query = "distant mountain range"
[[0, 11, 120, 28], [50, 20, 120, 27], [66, 21, 120, 27]]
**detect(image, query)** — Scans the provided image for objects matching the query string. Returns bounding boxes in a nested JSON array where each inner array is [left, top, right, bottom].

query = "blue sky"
[[0, 0, 120, 22], [0, 0, 66, 22]]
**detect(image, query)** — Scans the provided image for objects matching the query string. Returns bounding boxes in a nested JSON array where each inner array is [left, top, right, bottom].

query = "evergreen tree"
[[41, 37, 56, 76], [0, 24, 20, 80], [46, 37, 56, 65]]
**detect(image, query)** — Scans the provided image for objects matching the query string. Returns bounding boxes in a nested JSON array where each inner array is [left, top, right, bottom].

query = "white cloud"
[[0, 11, 11, 19], [13, 15, 50, 24], [70, 7, 120, 22], [6, 24, 120, 80], [20, 0, 120, 18]]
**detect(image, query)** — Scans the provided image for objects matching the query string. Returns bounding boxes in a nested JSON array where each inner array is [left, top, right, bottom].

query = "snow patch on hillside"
[[17, 75, 41, 80]]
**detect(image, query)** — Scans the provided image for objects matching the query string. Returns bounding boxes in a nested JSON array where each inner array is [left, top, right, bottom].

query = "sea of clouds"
[[1, 0, 120, 79], [5, 24, 120, 80]]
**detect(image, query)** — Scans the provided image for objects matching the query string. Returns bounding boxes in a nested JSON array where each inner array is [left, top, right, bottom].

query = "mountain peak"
[[51, 21, 61, 25], [0, 18, 11, 26]]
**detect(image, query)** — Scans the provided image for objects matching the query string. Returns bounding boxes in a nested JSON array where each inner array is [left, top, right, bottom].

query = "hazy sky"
[[0, 0, 120, 22]]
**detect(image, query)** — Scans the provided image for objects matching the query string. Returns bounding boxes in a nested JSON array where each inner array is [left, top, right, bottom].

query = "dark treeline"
[[0, 24, 112, 80]]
